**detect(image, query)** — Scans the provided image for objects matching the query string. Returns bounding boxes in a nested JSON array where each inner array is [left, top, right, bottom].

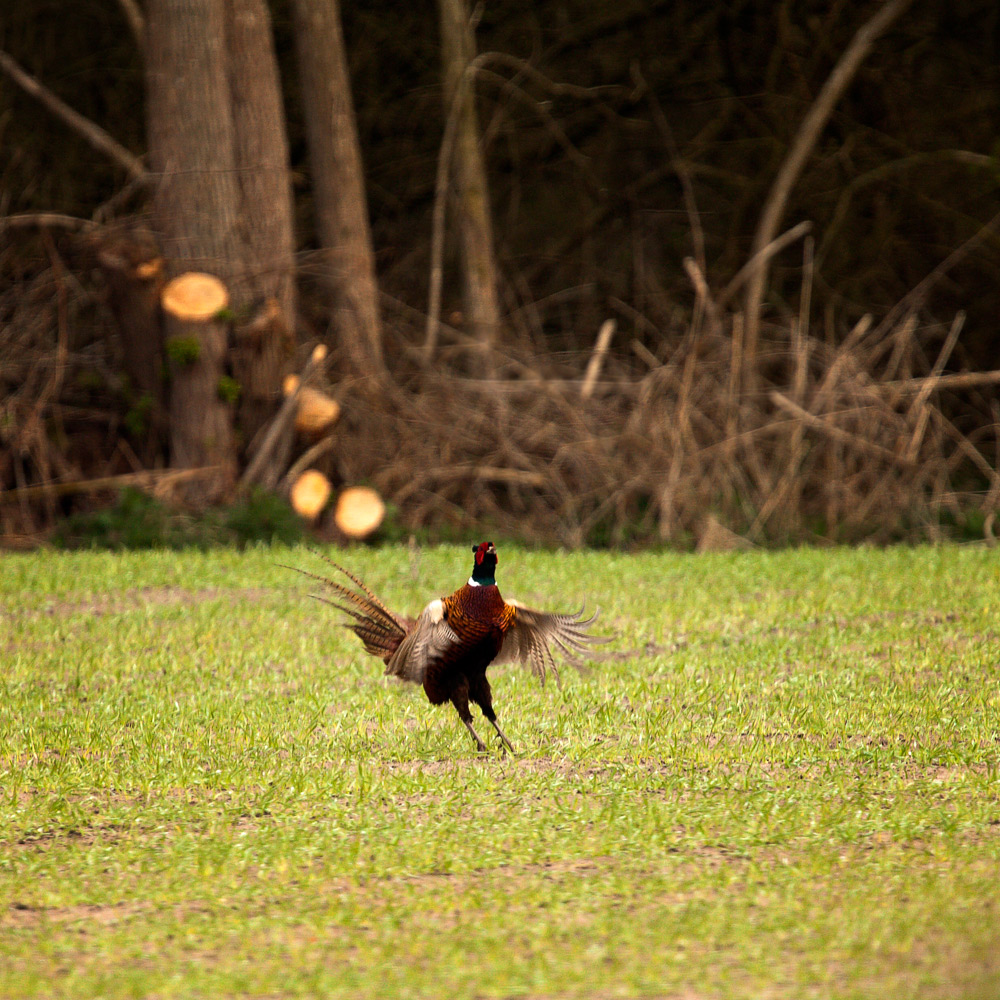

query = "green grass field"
[[1, 544, 998, 998]]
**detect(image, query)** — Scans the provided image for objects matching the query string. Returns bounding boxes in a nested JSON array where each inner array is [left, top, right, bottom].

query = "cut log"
[[283, 375, 341, 436], [290, 469, 332, 520], [241, 343, 328, 491], [334, 485, 385, 539]]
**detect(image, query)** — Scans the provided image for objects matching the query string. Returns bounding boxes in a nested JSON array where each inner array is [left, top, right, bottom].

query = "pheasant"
[[292, 542, 604, 752]]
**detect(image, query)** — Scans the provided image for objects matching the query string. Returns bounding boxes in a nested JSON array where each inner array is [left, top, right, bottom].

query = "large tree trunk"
[[291, 0, 384, 376], [145, 0, 241, 500], [438, 0, 500, 364], [145, 0, 298, 499], [224, 0, 297, 450], [146, 0, 243, 276]]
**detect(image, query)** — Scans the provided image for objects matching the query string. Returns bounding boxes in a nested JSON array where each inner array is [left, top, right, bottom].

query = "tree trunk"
[[145, 0, 240, 500], [224, 0, 297, 449], [145, 0, 243, 278], [291, 0, 384, 376], [438, 0, 500, 363], [145, 0, 298, 498]]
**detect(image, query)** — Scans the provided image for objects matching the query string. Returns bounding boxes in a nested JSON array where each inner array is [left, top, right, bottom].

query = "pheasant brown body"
[[291, 542, 603, 752]]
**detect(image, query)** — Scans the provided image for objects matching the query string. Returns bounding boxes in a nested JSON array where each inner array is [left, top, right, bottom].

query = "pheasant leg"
[[467, 672, 513, 754], [451, 688, 487, 752], [486, 716, 514, 754]]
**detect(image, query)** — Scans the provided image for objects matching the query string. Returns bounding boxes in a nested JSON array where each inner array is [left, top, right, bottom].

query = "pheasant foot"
[[462, 718, 488, 753], [489, 718, 514, 754]]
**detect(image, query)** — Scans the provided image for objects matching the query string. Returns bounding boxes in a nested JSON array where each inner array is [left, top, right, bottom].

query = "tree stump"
[[96, 230, 166, 411], [161, 272, 236, 503]]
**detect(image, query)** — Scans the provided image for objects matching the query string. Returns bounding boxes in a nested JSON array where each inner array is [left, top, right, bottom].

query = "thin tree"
[[437, 0, 501, 364], [742, 0, 914, 380], [224, 0, 298, 448], [291, 0, 384, 375]]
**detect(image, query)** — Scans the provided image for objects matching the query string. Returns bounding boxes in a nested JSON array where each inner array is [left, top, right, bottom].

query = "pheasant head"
[[469, 541, 498, 586]]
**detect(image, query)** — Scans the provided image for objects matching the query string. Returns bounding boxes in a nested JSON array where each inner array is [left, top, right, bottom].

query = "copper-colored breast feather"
[[386, 584, 510, 686]]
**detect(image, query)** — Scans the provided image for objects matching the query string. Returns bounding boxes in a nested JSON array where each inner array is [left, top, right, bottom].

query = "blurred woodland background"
[[2, 0, 1000, 549]]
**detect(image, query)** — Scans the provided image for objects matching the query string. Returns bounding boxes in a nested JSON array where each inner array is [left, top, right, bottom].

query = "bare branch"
[[424, 57, 467, 363], [770, 391, 912, 465], [867, 208, 1000, 344], [633, 63, 706, 276], [116, 0, 146, 54], [718, 220, 813, 308], [580, 320, 616, 400], [241, 344, 329, 490], [0, 467, 223, 505], [743, 0, 913, 366], [0, 49, 146, 181], [0, 213, 97, 234]]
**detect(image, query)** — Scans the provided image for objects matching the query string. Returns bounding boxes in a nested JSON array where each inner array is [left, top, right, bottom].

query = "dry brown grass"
[[3, 238, 1000, 547], [337, 287, 1000, 548]]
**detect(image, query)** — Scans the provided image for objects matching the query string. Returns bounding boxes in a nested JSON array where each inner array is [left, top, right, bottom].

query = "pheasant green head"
[[470, 541, 498, 586]]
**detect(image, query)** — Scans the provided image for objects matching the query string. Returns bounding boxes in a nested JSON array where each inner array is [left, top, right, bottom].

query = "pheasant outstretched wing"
[[494, 600, 606, 685], [385, 598, 461, 683]]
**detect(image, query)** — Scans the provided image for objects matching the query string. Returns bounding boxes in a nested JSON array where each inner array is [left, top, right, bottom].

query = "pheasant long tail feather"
[[309, 550, 407, 630], [281, 561, 408, 661], [281, 563, 403, 632]]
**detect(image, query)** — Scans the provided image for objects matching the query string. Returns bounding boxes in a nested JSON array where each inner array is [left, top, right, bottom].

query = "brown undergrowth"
[[3, 246, 1000, 548], [335, 297, 1000, 548]]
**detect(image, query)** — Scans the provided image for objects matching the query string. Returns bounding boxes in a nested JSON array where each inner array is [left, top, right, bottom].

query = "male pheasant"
[[293, 542, 603, 752]]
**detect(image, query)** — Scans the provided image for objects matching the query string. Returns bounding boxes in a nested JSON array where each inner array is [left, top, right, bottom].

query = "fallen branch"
[[881, 368, 1000, 394], [241, 344, 328, 490], [282, 435, 337, 490], [0, 213, 97, 234], [0, 467, 224, 504]]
